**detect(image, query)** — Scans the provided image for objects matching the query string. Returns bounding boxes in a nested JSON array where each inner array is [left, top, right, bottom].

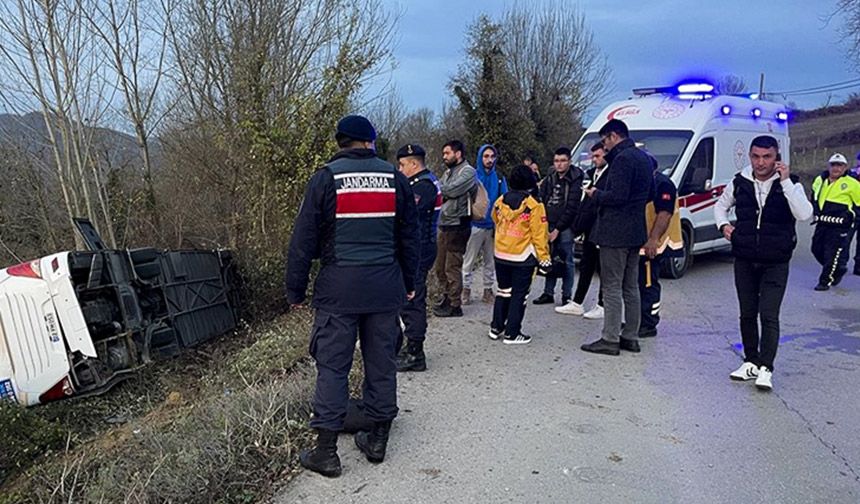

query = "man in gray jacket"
[[434, 140, 477, 317]]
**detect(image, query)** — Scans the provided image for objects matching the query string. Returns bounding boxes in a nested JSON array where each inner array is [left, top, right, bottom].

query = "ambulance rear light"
[[751, 108, 762, 118], [776, 111, 789, 122], [7, 260, 42, 279], [720, 105, 732, 115]]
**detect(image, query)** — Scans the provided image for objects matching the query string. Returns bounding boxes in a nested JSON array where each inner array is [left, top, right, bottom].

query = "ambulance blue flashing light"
[[720, 105, 732, 115], [752, 108, 762, 118], [677, 93, 713, 100], [677, 83, 715, 94]]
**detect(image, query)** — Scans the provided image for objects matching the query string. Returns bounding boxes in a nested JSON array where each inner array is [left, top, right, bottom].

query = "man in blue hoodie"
[[463, 144, 508, 304]]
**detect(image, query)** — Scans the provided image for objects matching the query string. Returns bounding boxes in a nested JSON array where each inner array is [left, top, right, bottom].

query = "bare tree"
[[83, 0, 175, 233], [837, 0, 860, 67], [502, 3, 613, 124], [162, 0, 397, 312], [0, 0, 117, 247], [452, 4, 612, 166], [716, 74, 748, 95]]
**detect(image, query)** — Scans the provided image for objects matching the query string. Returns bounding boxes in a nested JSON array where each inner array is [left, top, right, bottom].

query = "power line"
[[767, 77, 860, 96]]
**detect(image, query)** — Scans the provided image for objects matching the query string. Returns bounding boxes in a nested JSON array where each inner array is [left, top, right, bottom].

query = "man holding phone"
[[714, 136, 813, 391]]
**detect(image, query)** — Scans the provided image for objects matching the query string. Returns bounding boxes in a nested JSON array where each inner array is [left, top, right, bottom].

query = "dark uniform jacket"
[[591, 138, 654, 248], [409, 169, 442, 269], [285, 149, 420, 313], [538, 166, 584, 233]]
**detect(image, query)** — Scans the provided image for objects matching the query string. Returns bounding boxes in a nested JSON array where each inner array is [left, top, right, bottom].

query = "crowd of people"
[[285, 114, 860, 478]]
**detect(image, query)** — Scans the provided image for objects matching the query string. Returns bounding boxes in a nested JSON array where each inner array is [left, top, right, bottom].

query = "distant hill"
[[790, 100, 860, 184], [0, 112, 158, 172]]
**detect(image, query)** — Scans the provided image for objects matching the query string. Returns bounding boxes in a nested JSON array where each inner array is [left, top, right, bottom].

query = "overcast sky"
[[371, 0, 857, 121]]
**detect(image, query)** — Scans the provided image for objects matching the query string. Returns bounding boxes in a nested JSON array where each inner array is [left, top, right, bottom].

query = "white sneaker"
[[583, 305, 604, 319], [755, 367, 773, 391], [555, 301, 584, 316], [729, 362, 759, 381]]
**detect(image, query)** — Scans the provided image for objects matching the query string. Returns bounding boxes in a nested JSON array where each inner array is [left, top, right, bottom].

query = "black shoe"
[[619, 338, 641, 353], [354, 420, 392, 463], [532, 293, 554, 305], [638, 328, 657, 339], [433, 304, 463, 317], [502, 333, 532, 345], [814, 283, 829, 291], [580, 338, 620, 356], [299, 429, 341, 477], [434, 295, 450, 310], [396, 341, 426, 372], [833, 274, 845, 287]]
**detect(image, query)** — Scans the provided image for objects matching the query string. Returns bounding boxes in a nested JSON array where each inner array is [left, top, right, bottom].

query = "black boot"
[[397, 340, 426, 372], [354, 420, 392, 463], [299, 429, 341, 477]]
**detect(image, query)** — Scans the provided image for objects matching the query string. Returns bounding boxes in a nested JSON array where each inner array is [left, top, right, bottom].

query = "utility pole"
[[759, 73, 765, 98]]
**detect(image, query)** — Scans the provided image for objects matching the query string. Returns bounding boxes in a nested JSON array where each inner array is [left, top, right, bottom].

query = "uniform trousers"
[[309, 308, 399, 431]]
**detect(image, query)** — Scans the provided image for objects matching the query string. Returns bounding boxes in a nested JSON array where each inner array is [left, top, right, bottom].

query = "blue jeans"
[[543, 229, 574, 300]]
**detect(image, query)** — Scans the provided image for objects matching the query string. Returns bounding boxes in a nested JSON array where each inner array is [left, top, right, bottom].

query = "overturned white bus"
[[0, 219, 239, 406]]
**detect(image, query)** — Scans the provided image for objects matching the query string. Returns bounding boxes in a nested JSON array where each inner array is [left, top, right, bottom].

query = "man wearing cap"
[[433, 140, 477, 317], [286, 115, 419, 477], [810, 153, 860, 290], [395, 144, 441, 372]]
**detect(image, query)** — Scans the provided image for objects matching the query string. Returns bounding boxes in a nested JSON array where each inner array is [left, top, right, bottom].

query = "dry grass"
[[0, 309, 320, 504]]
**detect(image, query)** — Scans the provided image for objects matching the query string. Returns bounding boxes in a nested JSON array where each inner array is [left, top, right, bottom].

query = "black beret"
[[396, 143, 426, 159], [336, 115, 377, 141]]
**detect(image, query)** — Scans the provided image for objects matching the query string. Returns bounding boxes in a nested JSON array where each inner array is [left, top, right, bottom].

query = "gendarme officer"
[[286, 115, 419, 477], [396, 144, 441, 372]]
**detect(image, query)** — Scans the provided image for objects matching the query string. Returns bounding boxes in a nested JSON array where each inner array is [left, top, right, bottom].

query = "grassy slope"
[[1, 310, 317, 504], [790, 108, 860, 185]]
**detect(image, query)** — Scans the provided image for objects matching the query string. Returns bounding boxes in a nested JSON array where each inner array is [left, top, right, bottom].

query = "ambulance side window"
[[680, 137, 714, 194]]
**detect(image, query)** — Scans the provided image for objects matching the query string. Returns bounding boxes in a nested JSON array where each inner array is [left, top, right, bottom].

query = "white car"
[[0, 219, 238, 406]]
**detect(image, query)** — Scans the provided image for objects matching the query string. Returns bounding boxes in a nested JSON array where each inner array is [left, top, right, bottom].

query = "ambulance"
[[571, 82, 790, 278], [0, 219, 239, 406]]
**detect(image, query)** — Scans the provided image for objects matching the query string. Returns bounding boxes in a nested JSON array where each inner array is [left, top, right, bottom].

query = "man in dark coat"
[[580, 119, 653, 356]]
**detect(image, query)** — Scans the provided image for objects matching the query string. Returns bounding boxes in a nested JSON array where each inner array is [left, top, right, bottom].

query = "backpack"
[[470, 181, 489, 221]]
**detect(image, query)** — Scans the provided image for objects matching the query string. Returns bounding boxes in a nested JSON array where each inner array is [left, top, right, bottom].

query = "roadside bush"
[[0, 403, 66, 485]]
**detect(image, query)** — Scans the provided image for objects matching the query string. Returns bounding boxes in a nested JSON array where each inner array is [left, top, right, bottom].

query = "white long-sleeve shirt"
[[714, 166, 813, 229]]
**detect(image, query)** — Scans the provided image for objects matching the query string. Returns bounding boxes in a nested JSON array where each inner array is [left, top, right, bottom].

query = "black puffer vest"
[[731, 173, 798, 263]]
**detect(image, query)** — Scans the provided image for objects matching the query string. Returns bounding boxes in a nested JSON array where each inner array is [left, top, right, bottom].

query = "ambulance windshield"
[[572, 130, 694, 175]]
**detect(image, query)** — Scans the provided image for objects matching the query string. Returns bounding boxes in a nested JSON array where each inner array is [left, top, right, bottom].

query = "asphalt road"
[[276, 224, 860, 503]]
